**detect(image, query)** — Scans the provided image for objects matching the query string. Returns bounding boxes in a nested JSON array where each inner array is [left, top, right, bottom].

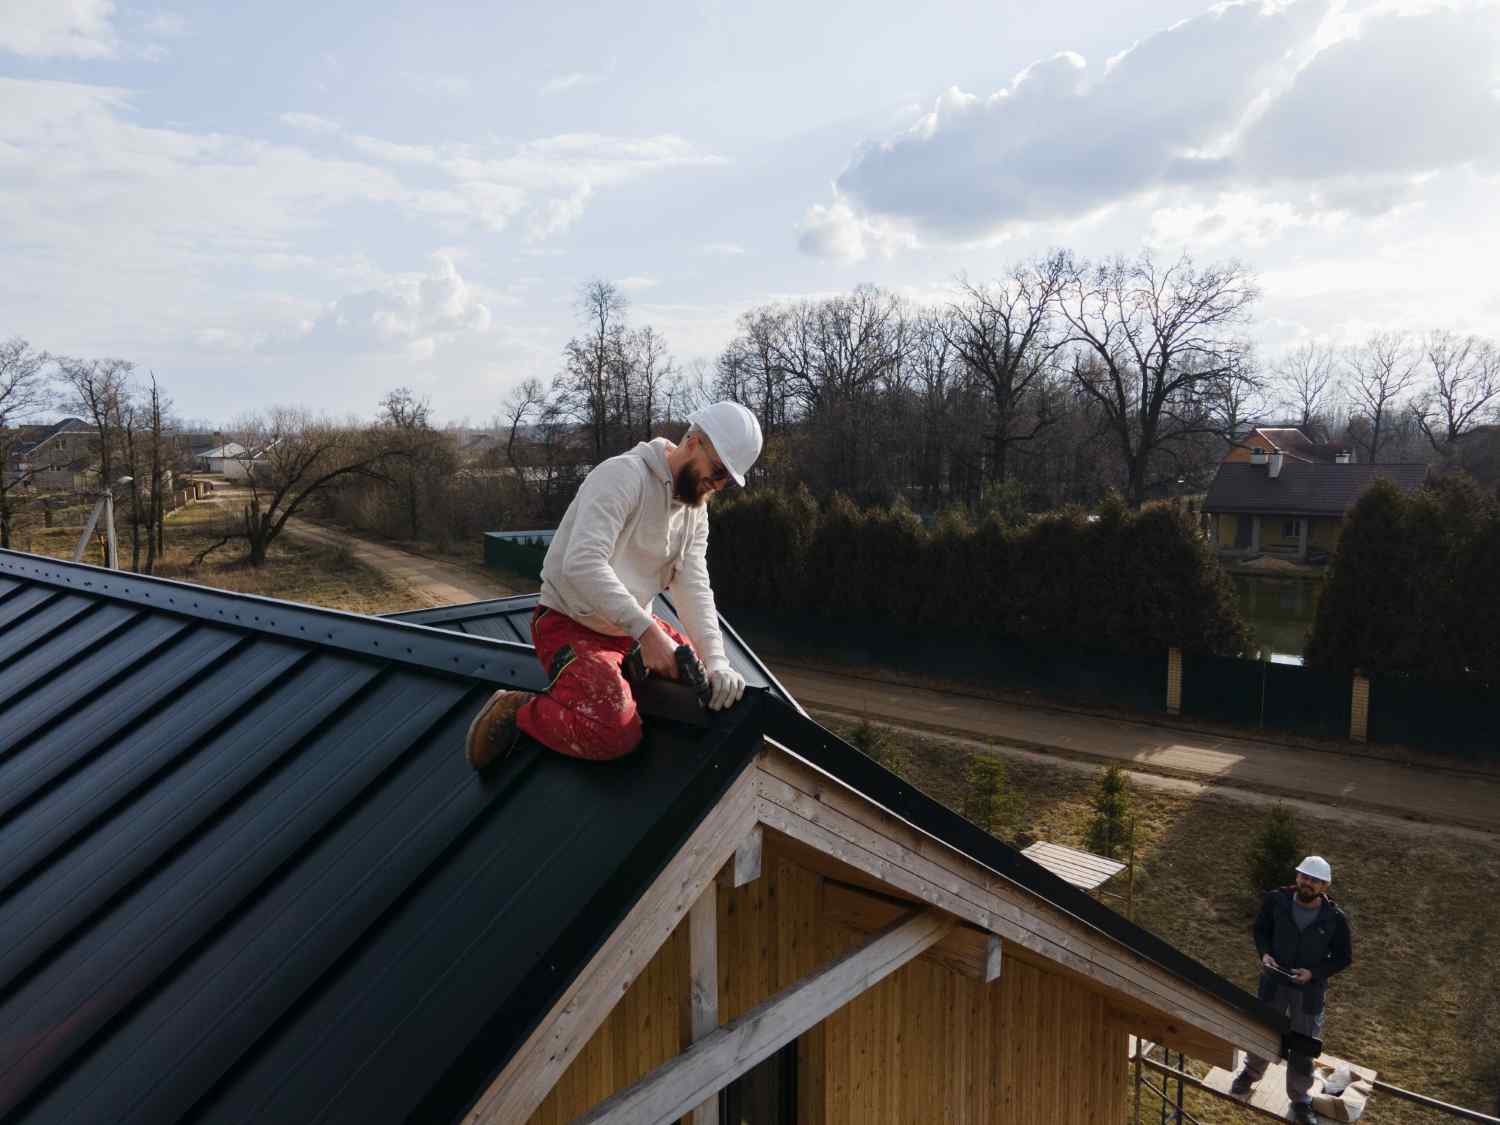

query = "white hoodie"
[[538, 438, 728, 672]]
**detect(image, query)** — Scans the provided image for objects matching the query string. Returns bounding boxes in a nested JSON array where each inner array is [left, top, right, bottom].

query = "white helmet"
[[688, 401, 763, 486], [1296, 855, 1332, 883]]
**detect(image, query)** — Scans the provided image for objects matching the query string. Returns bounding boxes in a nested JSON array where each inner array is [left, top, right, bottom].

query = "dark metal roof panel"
[[0, 548, 768, 1125], [388, 592, 803, 711], [1204, 461, 1430, 515], [0, 548, 1283, 1124]]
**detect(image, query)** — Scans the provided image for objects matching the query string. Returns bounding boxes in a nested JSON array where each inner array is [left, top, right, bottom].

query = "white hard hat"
[[688, 401, 762, 486], [1296, 855, 1332, 883]]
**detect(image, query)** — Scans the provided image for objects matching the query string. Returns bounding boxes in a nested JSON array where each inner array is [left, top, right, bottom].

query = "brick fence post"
[[1166, 647, 1183, 715], [1349, 674, 1370, 743]]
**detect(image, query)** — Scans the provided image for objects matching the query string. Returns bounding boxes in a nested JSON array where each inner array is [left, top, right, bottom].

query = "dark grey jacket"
[[1253, 886, 1352, 1008]]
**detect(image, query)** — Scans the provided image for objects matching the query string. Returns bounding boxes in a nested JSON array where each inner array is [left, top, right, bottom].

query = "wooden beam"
[[1110, 1005, 1235, 1070], [716, 824, 762, 888], [575, 909, 956, 1125], [753, 752, 1282, 1061], [985, 934, 1002, 983], [684, 889, 719, 1125], [822, 877, 993, 981], [463, 765, 761, 1125]]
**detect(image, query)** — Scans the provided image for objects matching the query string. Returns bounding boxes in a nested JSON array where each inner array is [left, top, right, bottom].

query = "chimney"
[[1250, 448, 1268, 465], [1335, 451, 1352, 464], [1269, 451, 1284, 478]]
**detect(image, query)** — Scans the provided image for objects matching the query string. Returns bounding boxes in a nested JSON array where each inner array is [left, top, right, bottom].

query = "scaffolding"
[[1130, 1039, 1500, 1124]]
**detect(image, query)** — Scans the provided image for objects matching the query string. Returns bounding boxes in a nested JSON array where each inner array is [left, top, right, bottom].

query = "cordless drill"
[[624, 642, 714, 720]]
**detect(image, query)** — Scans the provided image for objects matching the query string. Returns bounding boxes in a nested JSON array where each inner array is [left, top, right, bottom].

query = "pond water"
[[1231, 573, 1324, 665]]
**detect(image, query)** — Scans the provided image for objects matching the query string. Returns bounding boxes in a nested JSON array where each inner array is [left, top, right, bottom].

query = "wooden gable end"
[[470, 742, 1277, 1125]]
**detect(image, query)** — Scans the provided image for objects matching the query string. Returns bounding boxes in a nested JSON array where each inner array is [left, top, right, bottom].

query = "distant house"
[[1204, 454, 1429, 563], [196, 442, 253, 478], [1223, 426, 1350, 466]]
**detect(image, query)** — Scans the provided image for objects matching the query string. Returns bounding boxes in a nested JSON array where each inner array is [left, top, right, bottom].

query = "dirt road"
[[778, 663, 1500, 837], [280, 518, 520, 608]]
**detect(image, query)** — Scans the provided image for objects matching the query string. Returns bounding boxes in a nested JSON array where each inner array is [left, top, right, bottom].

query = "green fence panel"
[[1180, 652, 1266, 727], [1262, 662, 1350, 738], [1369, 674, 1497, 756]]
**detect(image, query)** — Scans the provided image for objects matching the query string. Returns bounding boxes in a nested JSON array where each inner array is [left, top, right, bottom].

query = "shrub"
[[1245, 804, 1301, 899], [1085, 765, 1133, 860], [964, 755, 1025, 839]]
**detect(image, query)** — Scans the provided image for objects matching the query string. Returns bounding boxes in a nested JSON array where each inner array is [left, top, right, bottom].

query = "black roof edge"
[[657, 593, 807, 717], [423, 692, 774, 1125], [0, 549, 546, 690], [756, 699, 1291, 1042], [382, 593, 542, 629]]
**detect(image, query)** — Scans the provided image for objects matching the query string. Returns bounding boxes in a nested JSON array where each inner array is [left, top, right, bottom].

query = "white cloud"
[[804, 0, 1500, 252], [0, 0, 118, 58], [540, 70, 608, 95], [349, 134, 440, 166], [281, 111, 341, 135], [293, 254, 492, 358], [701, 241, 747, 255], [796, 195, 919, 262], [617, 275, 659, 290]]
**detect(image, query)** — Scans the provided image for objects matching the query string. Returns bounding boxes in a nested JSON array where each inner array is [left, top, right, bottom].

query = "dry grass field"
[[9, 496, 425, 614], [822, 715, 1500, 1125]]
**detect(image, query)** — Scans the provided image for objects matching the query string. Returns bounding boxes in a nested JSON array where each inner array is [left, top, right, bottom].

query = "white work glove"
[[707, 667, 746, 711]]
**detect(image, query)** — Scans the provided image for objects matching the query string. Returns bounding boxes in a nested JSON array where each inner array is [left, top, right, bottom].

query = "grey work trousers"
[[1243, 975, 1326, 1104]]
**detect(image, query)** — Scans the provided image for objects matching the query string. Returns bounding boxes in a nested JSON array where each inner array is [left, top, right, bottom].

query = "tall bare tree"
[[143, 374, 170, 573], [945, 254, 1069, 484], [1273, 341, 1337, 433], [55, 356, 134, 492], [1058, 251, 1260, 506], [562, 280, 629, 460], [1343, 332, 1419, 464], [0, 338, 54, 549], [1412, 331, 1499, 453], [377, 386, 451, 539]]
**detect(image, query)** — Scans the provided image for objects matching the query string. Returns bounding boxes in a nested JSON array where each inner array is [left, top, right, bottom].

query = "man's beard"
[[674, 462, 709, 507], [1296, 885, 1320, 903]]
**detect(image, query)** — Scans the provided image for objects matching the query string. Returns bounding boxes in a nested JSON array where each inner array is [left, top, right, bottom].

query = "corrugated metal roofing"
[[0, 549, 766, 1125], [1204, 460, 1429, 516], [389, 592, 803, 711], [0, 548, 1296, 1124]]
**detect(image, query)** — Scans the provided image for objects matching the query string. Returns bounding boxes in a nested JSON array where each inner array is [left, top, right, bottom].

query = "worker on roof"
[[465, 401, 763, 768], [1230, 855, 1353, 1124]]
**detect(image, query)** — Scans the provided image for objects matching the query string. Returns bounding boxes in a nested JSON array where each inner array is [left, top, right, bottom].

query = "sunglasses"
[[702, 440, 731, 484]]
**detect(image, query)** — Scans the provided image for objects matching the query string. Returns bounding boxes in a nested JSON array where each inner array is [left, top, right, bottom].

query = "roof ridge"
[[0, 549, 545, 689]]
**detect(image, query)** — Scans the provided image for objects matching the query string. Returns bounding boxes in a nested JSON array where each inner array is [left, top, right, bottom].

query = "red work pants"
[[516, 606, 694, 761]]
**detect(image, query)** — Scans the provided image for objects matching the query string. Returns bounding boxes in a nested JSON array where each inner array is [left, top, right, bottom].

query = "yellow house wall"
[[528, 852, 1133, 1125]]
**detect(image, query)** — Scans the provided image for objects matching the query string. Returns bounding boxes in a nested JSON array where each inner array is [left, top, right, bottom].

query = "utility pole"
[[72, 476, 131, 569]]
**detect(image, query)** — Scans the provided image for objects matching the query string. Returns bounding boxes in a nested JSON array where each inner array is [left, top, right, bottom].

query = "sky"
[[2, 0, 1498, 425]]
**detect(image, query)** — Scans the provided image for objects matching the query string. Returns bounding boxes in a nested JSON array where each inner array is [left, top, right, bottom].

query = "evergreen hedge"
[[1306, 473, 1500, 680], [706, 488, 1247, 656]]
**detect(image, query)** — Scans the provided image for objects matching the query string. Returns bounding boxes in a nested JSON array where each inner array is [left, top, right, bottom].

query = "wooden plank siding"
[[528, 850, 1131, 1124]]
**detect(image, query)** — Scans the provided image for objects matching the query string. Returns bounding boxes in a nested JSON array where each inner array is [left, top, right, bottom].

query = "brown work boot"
[[465, 690, 533, 770]]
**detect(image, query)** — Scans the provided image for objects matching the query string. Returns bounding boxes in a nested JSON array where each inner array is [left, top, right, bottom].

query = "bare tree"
[[55, 356, 134, 492], [1273, 341, 1337, 432], [1412, 331, 1499, 453], [143, 374, 170, 573], [1058, 251, 1260, 506], [945, 254, 1069, 483], [234, 408, 405, 566], [377, 386, 451, 539], [0, 338, 54, 549], [626, 325, 673, 441], [562, 280, 629, 459], [1343, 332, 1419, 464]]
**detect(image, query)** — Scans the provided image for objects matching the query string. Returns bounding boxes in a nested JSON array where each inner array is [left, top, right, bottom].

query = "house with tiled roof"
[[1223, 427, 1350, 466], [1204, 455, 1429, 563]]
